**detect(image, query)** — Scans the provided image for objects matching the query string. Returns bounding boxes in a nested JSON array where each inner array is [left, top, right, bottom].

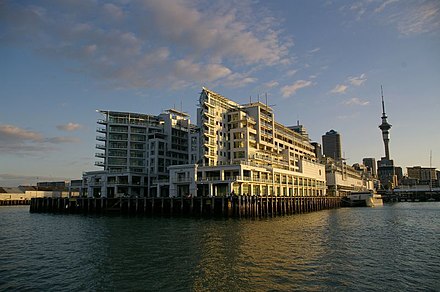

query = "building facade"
[[363, 157, 377, 177], [322, 129, 342, 160], [168, 87, 327, 198], [407, 166, 437, 185], [82, 109, 197, 198]]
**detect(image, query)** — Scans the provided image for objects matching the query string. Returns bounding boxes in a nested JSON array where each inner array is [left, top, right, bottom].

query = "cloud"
[[0, 124, 43, 142], [396, 1, 440, 36], [0, 0, 293, 90], [374, 0, 399, 13], [103, 3, 125, 20], [343, 97, 370, 106], [0, 124, 79, 154], [264, 80, 279, 88], [286, 69, 298, 77], [347, 73, 367, 86], [330, 84, 348, 94], [281, 80, 313, 98], [56, 122, 82, 131], [340, 0, 439, 37], [308, 47, 320, 54], [45, 137, 80, 144]]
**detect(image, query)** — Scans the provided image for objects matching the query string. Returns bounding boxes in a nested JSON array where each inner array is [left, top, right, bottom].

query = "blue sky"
[[1, 0, 439, 186]]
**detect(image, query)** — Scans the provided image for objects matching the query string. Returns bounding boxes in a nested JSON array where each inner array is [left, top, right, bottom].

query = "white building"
[[324, 159, 375, 197], [168, 88, 326, 197], [82, 109, 197, 198]]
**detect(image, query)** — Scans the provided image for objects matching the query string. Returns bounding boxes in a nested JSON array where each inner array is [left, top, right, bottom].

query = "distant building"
[[324, 158, 374, 197], [377, 158, 397, 189], [407, 166, 437, 185], [322, 129, 342, 160], [363, 158, 377, 177], [311, 142, 323, 160]]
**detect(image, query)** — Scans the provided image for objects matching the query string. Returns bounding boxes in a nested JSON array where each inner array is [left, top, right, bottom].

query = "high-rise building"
[[169, 87, 327, 197], [363, 158, 377, 177], [322, 129, 342, 160], [82, 109, 198, 198]]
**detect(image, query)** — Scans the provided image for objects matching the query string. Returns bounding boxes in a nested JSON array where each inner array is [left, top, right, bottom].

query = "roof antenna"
[[381, 85, 386, 116]]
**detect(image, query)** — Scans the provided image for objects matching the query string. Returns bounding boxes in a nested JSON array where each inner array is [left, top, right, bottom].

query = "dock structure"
[[30, 196, 341, 218], [0, 199, 31, 206]]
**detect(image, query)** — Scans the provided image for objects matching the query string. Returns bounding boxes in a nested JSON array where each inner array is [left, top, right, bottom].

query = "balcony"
[[96, 127, 106, 133], [204, 130, 215, 137], [204, 110, 215, 118], [95, 161, 105, 167], [96, 144, 106, 150], [95, 153, 105, 158], [96, 135, 106, 141], [204, 101, 214, 108]]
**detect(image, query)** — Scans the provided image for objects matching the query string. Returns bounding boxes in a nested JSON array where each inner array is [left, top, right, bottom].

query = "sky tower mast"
[[379, 85, 392, 160]]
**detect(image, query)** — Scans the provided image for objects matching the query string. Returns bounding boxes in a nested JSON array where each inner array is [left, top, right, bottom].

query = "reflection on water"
[[1, 203, 439, 291]]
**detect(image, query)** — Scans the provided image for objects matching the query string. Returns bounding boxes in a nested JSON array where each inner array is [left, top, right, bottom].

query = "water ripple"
[[1, 203, 440, 291]]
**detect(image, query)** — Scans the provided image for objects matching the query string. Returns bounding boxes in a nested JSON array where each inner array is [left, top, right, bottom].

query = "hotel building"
[[168, 88, 326, 197]]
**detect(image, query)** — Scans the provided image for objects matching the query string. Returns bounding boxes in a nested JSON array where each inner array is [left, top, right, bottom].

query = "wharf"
[[30, 196, 340, 218], [0, 199, 31, 206]]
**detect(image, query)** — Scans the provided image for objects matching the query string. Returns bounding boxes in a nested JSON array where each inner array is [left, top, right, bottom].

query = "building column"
[[87, 186, 93, 198], [209, 183, 214, 197], [101, 183, 107, 198]]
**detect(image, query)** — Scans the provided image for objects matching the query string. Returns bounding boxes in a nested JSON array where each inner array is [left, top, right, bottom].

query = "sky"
[[1, 0, 439, 187]]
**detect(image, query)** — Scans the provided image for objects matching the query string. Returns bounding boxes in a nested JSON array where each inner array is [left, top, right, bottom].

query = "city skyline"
[[1, 0, 439, 186]]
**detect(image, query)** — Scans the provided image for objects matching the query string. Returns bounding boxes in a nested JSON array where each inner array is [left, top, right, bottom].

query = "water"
[[1, 203, 439, 291]]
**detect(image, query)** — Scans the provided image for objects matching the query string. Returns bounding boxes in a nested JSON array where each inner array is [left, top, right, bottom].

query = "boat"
[[341, 191, 383, 207]]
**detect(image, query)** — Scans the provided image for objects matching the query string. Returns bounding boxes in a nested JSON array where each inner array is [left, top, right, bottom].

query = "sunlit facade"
[[169, 87, 326, 197]]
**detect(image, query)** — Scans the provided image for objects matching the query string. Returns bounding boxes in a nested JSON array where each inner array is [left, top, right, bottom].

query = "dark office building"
[[322, 129, 342, 160]]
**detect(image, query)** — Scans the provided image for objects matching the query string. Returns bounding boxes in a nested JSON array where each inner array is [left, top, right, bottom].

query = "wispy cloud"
[[396, 1, 440, 36], [347, 73, 367, 86], [286, 69, 298, 77], [264, 80, 279, 88], [341, 0, 440, 36], [281, 80, 313, 98], [330, 84, 348, 94], [374, 0, 399, 13], [343, 97, 370, 106], [0, 124, 79, 154], [56, 122, 82, 132], [330, 73, 366, 95], [0, 0, 294, 90]]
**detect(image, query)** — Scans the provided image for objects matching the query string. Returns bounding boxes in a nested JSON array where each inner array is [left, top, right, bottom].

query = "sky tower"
[[378, 86, 392, 160]]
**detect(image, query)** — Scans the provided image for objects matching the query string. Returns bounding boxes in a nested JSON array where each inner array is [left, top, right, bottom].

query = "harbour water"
[[1, 203, 439, 291]]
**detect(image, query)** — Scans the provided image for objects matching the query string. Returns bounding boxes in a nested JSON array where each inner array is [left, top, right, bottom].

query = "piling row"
[[0, 199, 31, 206], [30, 196, 340, 218]]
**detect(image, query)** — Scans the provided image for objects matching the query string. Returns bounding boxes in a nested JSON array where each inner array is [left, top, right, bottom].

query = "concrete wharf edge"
[[30, 196, 341, 218]]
